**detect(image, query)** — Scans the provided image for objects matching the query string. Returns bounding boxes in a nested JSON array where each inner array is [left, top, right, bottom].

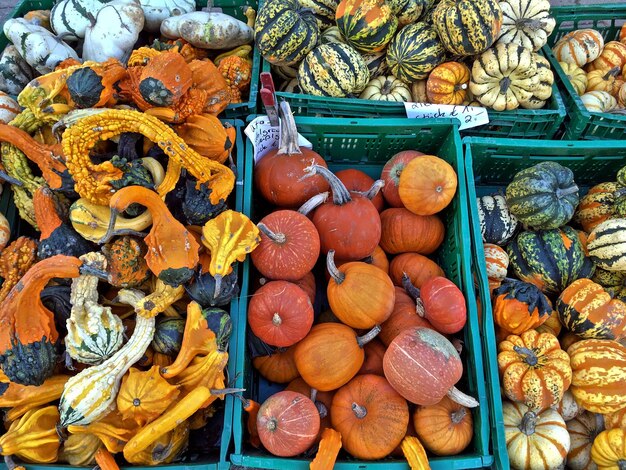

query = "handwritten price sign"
[[404, 102, 489, 130], [244, 116, 313, 163]]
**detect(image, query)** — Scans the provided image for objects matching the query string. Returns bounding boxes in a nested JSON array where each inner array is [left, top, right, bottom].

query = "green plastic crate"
[[260, 55, 566, 139], [464, 136, 626, 470], [0, 119, 247, 470], [543, 4, 626, 140], [0, 0, 259, 118], [231, 117, 495, 469]]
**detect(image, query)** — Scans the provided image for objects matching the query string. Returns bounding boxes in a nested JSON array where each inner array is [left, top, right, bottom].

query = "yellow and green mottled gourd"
[[335, 0, 398, 53], [299, 0, 339, 30], [386, 22, 446, 82], [592, 267, 626, 303], [587, 218, 626, 272], [387, 0, 431, 26]]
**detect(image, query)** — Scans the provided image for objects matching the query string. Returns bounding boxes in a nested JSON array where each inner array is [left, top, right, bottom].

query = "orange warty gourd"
[[398, 155, 457, 216], [380, 150, 424, 208], [379, 208, 444, 255], [492, 278, 551, 334]]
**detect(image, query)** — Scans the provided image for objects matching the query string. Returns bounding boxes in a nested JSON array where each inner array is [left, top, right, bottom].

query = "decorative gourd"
[[0, 45, 34, 95], [476, 194, 519, 245], [503, 401, 570, 470], [0, 406, 61, 463], [427, 62, 471, 105], [568, 339, 626, 414], [139, 0, 195, 32], [411, 79, 428, 102], [253, 346, 300, 383], [523, 53, 553, 106], [299, 0, 338, 30], [575, 182, 626, 233], [535, 310, 562, 337], [257, 391, 320, 457], [553, 29, 604, 67], [383, 327, 479, 407], [102, 236, 150, 288], [359, 76, 412, 102], [552, 389, 584, 421], [581, 91, 618, 113], [380, 286, 433, 346], [336, 168, 384, 212], [492, 278, 552, 334], [331, 374, 409, 459], [399, 155, 457, 216], [160, 11, 253, 49], [593, 268, 626, 303], [124, 422, 189, 465], [251, 210, 320, 281], [433, 0, 502, 56], [249, 280, 314, 347], [591, 428, 626, 469], [304, 164, 381, 260], [387, 0, 429, 26], [380, 208, 444, 255], [49, 0, 108, 39], [505, 161, 579, 229], [138, 52, 192, 107], [507, 227, 592, 295], [299, 43, 370, 97], [603, 408, 626, 430], [619, 82, 626, 108], [0, 93, 20, 124], [483, 243, 509, 282], [497, 0, 555, 51], [381, 151, 424, 208], [589, 40, 626, 72], [470, 43, 539, 111], [401, 436, 431, 469], [498, 329, 572, 411], [362, 50, 389, 78], [560, 61, 588, 95], [587, 218, 626, 271], [58, 433, 102, 466], [586, 67, 623, 96], [413, 396, 473, 456], [386, 22, 446, 82], [567, 412, 604, 470], [255, 102, 329, 208], [294, 322, 381, 391], [335, 0, 398, 53], [310, 428, 342, 469], [255, 0, 319, 65], [327, 250, 395, 329], [390, 252, 445, 288], [152, 317, 185, 355]]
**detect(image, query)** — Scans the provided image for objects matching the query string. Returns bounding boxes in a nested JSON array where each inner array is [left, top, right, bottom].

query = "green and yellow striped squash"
[[320, 26, 346, 45], [505, 161, 579, 230], [300, 0, 339, 30], [507, 226, 593, 295], [587, 218, 626, 272], [152, 318, 185, 355], [362, 50, 388, 79], [386, 22, 446, 82], [568, 339, 626, 414], [593, 267, 626, 303], [433, 0, 502, 56], [254, 0, 320, 66], [387, 0, 431, 26], [335, 0, 398, 53], [298, 43, 370, 97], [574, 182, 626, 233]]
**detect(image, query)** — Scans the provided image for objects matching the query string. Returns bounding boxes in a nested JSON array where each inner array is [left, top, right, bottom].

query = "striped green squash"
[[152, 318, 185, 355], [477, 194, 519, 245], [387, 0, 431, 26], [433, 0, 503, 56], [588, 218, 626, 271], [300, 0, 339, 30], [362, 51, 388, 79], [505, 161, 579, 230], [255, 0, 320, 66], [0, 45, 33, 96], [592, 268, 626, 303], [335, 0, 398, 53], [507, 226, 594, 295], [386, 22, 446, 82], [298, 43, 370, 97], [321, 26, 346, 45]]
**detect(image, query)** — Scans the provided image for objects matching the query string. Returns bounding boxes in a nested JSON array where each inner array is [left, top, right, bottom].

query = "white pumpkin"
[[553, 389, 584, 421], [50, 0, 110, 40], [160, 11, 254, 49], [0, 92, 20, 124], [359, 76, 412, 102], [0, 45, 34, 96], [83, 0, 145, 63], [140, 0, 195, 32], [3, 18, 79, 74], [552, 29, 604, 67], [497, 0, 555, 51], [566, 412, 604, 470], [581, 91, 618, 113]]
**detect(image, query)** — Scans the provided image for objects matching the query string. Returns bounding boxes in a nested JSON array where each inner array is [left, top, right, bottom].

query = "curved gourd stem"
[[451, 407, 467, 424], [401, 273, 425, 317], [0, 170, 24, 187], [604, 66, 621, 79], [519, 411, 537, 436], [356, 179, 385, 201], [257, 223, 286, 244], [555, 185, 579, 199], [99, 209, 120, 244], [277, 101, 302, 156], [356, 325, 381, 348], [326, 250, 345, 285], [140, 157, 165, 187], [447, 386, 479, 408], [298, 192, 328, 216], [618, 461, 626, 470], [302, 163, 352, 206], [351, 403, 367, 419], [513, 346, 539, 367]]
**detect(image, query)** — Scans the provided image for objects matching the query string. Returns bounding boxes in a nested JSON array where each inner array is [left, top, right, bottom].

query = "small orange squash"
[[389, 252, 445, 288], [588, 41, 626, 72], [586, 66, 623, 97], [380, 287, 433, 346], [379, 208, 444, 255], [426, 62, 471, 105], [252, 346, 300, 383], [398, 155, 457, 216]]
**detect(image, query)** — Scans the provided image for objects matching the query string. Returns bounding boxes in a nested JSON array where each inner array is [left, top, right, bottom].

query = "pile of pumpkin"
[[553, 25, 626, 113], [0, 5, 268, 466], [238, 102, 476, 467], [476, 161, 626, 470], [257, 0, 556, 111]]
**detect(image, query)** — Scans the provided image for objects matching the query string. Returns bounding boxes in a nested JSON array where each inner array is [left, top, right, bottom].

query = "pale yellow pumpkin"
[[586, 67, 623, 96], [560, 61, 588, 96], [580, 91, 618, 113]]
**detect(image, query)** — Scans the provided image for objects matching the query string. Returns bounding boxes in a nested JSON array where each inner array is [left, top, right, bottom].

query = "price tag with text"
[[404, 102, 489, 130], [245, 116, 313, 163]]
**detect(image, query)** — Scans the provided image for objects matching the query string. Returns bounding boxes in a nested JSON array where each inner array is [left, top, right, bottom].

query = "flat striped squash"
[[566, 412, 604, 470], [361, 51, 388, 78], [335, 0, 398, 53], [300, 0, 339, 30], [0, 45, 33, 96], [587, 218, 626, 271], [567, 339, 626, 414], [497, 0, 555, 52], [433, 0, 503, 56], [476, 194, 519, 245], [552, 29, 604, 67], [580, 90, 618, 113], [298, 43, 370, 97], [528, 54, 553, 101], [588, 41, 626, 73], [592, 268, 626, 303], [255, 0, 320, 66], [386, 22, 445, 82]]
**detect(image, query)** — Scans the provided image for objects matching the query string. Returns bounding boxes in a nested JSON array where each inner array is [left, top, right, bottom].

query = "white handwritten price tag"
[[404, 102, 489, 130], [245, 116, 313, 164]]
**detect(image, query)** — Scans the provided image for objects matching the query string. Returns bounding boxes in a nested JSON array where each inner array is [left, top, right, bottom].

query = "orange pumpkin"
[[398, 155, 457, 216], [588, 41, 626, 72], [619, 82, 626, 107], [331, 374, 409, 460], [380, 286, 433, 346], [294, 272, 316, 305], [586, 66, 623, 97], [380, 150, 424, 208], [379, 208, 444, 255], [413, 395, 473, 456], [389, 253, 445, 288], [426, 62, 471, 105], [560, 331, 583, 352], [252, 346, 300, 384], [285, 378, 335, 442], [492, 278, 551, 334], [358, 339, 386, 376], [365, 245, 390, 273], [621, 23, 626, 45]]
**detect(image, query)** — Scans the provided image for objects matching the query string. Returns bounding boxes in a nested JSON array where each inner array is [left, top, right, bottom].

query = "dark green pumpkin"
[[386, 22, 446, 82], [66, 67, 105, 109], [617, 165, 626, 187], [477, 194, 519, 245], [592, 267, 626, 302], [320, 26, 346, 45], [299, 0, 339, 30], [152, 318, 185, 355], [335, 0, 398, 53], [298, 43, 370, 97], [255, 0, 320, 66], [184, 269, 240, 308], [0, 339, 58, 386], [507, 226, 594, 295], [505, 161, 579, 230], [433, 0, 502, 56], [202, 308, 232, 351]]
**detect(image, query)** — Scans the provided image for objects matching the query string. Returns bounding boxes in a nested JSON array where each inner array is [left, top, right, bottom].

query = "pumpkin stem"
[[351, 403, 367, 419], [451, 407, 467, 424], [326, 250, 345, 285], [357, 179, 385, 201], [302, 163, 352, 206], [310, 388, 318, 403], [605, 67, 621, 80], [99, 209, 119, 244], [617, 460, 626, 470], [447, 386, 479, 408], [381, 78, 394, 95], [356, 325, 382, 348], [267, 417, 278, 432], [210, 387, 246, 396], [257, 223, 286, 244], [277, 101, 302, 156], [298, 192, 329, 216], [213, 274, 223, 300], [272, 312, 282, 326], [513, 346, 539, 366], [401, 273, 425, 316], [519, 411, 537, 436], [555, 185, 579, 199], [515, 18, 550, 31], [315, 400, 328, 419]]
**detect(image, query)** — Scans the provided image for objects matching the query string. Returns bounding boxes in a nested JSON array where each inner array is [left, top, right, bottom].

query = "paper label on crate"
[[404, 102, 489, 130], [245, 116, 313, 164]]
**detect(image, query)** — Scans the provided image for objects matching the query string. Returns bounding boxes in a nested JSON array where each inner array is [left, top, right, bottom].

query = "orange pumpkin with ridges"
[[380, 208, 444, 255], [426, 62, 471, 105]]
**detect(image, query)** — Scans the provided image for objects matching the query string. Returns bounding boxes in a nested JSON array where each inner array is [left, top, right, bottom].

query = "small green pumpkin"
[[386, 22, 446, 82], [505, 161, 579, 230], [152, 318, 186, 356]]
